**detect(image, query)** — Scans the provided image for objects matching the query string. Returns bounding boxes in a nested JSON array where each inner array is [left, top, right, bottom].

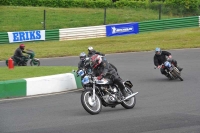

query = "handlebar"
[[166, 55, 173, 60]]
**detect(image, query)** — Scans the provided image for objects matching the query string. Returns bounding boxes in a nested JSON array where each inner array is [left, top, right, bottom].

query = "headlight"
[[82, 76, 89, 84], [78, 70, 84, 76], [164, 61, 171, 68]]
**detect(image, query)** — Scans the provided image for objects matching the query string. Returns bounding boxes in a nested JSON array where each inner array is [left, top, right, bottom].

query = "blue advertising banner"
[[106, 22, 139, 37], [8, 30, 45, 43]]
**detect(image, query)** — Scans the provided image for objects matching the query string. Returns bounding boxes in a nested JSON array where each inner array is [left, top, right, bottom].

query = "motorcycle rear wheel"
[[81, 90, 102, 115], [6, 60, 17, 66], [121, 86, 136, 109]]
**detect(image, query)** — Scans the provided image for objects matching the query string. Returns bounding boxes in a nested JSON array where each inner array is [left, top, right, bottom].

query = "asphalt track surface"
[[0, 49, 200, 133]]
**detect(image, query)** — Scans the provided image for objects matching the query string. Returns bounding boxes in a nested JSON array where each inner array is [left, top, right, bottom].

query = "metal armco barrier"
[[59, 25, 106, 41], [45, 29, 59, 41], [0, 32, 9, 44], [139, 16, 199, 33], [199, 16, 200, 27]]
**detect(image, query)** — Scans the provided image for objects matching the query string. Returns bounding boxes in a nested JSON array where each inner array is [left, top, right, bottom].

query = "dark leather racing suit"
[[92, 59, 126, 97]]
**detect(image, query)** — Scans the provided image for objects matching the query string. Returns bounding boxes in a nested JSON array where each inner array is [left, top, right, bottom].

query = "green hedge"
[[0, 0, 199, 14], [0, 0, 114, 8], [114, 0, 147, 8], [165, 0, 199, 12]]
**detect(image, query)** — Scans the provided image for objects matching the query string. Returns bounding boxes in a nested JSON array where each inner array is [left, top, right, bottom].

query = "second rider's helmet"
[[88, 46, 94, 53], [80, 52, 86, 61]]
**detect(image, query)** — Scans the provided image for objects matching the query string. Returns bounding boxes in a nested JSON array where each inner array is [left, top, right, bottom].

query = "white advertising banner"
[[8, 30, 45, 43]]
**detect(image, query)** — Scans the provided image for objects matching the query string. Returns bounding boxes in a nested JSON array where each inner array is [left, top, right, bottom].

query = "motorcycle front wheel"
[[30, 59, 40, 66], [172, 68, 183, 81], [81, 89, 102, 115], [121, 86, 136, 109]]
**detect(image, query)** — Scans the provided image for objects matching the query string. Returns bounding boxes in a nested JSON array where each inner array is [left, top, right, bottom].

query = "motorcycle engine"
[[101, 85, 118, 103], [102, 94, 117, 103], [109, 86, 118, 93]]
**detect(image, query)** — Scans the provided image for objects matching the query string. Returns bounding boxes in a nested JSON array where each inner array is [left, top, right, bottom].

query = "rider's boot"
[[121, 89, 128, 98]]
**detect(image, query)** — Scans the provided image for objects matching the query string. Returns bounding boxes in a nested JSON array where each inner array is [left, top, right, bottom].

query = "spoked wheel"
[[121, 86, 136, 109], [30, 59, 40, 66], [172, 68, 183, 81], [81, 90, 102, 115]]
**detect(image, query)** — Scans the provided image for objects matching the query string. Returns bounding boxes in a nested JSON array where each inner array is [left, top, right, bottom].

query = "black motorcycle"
[[155, 60, 183, 81], [77, 69, 138, 115]]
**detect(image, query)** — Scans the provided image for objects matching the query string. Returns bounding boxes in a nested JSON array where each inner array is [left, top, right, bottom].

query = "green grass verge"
[[0, 66, 77, 81], [0, 6, 180, 32], [0, 27, 200, 61]]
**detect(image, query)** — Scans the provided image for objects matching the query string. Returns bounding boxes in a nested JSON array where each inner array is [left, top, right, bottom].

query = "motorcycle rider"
[[87, 46, 105, 57], [88, 46, 118, 72], [13, 44, 27, 64], [154, 47, 183, 77], [78, 52, 87, 70], [90, 54, 127, 98], [78, 52, 92, 75]]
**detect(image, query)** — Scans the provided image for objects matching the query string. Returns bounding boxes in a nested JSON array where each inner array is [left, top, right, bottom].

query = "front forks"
[[92, 82, 96, 101]]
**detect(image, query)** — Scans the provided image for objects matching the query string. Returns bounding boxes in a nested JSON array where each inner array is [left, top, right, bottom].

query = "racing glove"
[[97, 75, 102, 80]]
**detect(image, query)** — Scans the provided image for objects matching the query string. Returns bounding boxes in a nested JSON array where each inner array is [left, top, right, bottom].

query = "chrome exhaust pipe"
[[123, 92, 138, 101]]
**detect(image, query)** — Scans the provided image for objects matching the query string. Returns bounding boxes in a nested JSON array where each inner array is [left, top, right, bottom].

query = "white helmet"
[[88, 46, 94, 51]]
